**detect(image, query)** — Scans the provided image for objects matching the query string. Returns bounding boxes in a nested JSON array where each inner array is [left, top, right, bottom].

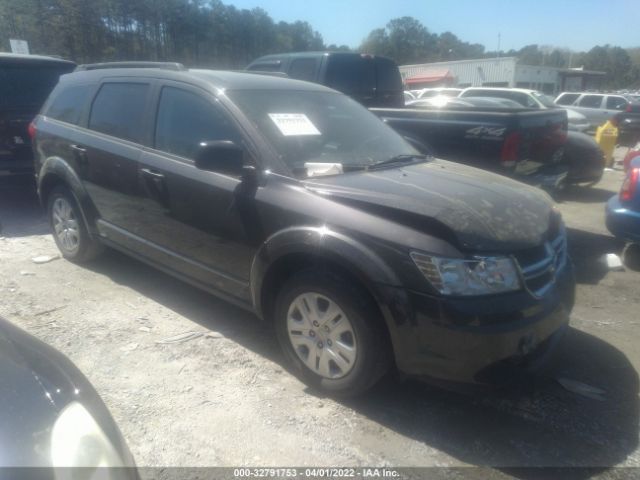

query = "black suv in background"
[[32, 64, 575, 396], [246, 52, 404, 108], [0, 53, 75, 177]]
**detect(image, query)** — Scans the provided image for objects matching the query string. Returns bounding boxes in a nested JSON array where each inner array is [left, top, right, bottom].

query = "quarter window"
[[154, 86, 239, 160], [289, 59, 318, 82], [46, 84, 93, 125], [606, 96, 628, 110], [88, 83, 149, 143]]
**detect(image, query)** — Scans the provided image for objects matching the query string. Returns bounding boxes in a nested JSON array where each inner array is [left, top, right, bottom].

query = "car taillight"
[[620, 167, 640, 201], [28, 121, 36, 139], [623, 149, 640, 172], [500, 132, 521, 167], [626, 104, 632, 113]]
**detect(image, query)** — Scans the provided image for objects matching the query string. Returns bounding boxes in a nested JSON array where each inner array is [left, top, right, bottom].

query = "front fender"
[[37, 157, 100, 236], [250, 226, 413, 356]]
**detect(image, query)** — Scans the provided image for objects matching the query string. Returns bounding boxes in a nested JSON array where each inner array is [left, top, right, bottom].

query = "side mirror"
[[194, 140, 247, 176]]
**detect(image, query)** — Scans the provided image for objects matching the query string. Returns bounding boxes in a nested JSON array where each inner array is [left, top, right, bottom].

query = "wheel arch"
[[251, 227, 408, 357], [37, 157, 100, 237]]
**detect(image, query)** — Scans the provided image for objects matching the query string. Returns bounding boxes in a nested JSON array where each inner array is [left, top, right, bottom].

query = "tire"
[[47, 185, 103, 263], [274, 270, 390, 397]]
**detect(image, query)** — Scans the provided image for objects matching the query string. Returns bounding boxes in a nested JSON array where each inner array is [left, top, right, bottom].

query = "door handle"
[[140, 168, 165, 179], [70, 144, 87, 154], [70, 144, 88, 164]]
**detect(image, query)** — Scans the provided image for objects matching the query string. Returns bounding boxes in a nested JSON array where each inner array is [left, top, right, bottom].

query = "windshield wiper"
[[367, 154, 428, 170]]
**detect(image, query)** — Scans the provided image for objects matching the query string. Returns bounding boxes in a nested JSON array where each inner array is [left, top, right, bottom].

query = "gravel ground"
[[1, 153, 639, 476]]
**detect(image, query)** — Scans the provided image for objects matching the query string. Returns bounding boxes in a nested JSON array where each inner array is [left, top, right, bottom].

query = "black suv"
[[33, 63, 575, 396], [0, 53, 75, 177]]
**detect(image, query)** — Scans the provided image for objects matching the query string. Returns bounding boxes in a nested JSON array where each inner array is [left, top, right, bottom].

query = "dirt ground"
[[1, 152, 639, 477]]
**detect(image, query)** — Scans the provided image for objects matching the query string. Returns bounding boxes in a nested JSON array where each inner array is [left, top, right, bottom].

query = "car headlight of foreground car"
[[410, 252, 521, 295], [51, 401, 125, 468]]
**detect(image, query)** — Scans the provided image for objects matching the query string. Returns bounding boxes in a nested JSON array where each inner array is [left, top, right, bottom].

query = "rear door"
[[575, 94, 606, 127], [78, 80, 153, 236], [135, 82, 256, 301]]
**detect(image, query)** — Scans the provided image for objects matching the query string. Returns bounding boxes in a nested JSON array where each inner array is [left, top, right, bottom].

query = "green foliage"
[[360, 17, 484, 65], [0, 0, 326, 67]]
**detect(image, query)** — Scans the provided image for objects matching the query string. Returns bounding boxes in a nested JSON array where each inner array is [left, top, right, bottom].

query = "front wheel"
[[274, 271, 390, 397], [47, 186, 103, 263]]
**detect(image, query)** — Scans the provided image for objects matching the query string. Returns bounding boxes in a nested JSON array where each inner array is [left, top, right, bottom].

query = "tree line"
[[1, 1, 638, 89]]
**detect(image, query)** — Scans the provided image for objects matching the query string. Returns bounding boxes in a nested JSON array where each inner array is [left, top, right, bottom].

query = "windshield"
[[533, 92, 557, 108], [228, 90, 418, 178]]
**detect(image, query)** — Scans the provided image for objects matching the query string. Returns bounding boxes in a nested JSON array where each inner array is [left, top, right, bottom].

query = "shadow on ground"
[[567, 228, 626, 285], [0, 176, 48, 238], [85, 249, 639, 478], [557, 186, 616, 204]]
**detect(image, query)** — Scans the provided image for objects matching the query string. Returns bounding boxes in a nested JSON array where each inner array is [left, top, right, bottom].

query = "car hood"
[[304, 159, 557, 252]]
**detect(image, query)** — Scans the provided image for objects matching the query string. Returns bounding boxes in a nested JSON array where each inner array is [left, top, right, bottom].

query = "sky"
[[226, 0, 639, 52]]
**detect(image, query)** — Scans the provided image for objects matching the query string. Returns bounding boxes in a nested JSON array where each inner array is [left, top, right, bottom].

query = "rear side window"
[[578, 95, 604, 108], [0, 64, 74, 108], [606, 96, 628, 110], [325, 56, 375, 95], [288, 58, 318, 82], [555, 93, 580, 105], [46, 84, 93, 125], [154, 86, 239, 160], [88, 83, 149, 143], [248, 62, 281, 72]]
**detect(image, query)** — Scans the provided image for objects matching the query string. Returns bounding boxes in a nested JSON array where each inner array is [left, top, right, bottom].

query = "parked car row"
[[3, 50, 637, 468]]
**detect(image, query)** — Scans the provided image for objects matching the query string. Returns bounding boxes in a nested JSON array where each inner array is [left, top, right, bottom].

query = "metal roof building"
[[400, 57, 605, 94]]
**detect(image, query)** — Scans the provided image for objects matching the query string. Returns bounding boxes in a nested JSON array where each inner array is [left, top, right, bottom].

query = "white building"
[[400, 57, 605, 94]]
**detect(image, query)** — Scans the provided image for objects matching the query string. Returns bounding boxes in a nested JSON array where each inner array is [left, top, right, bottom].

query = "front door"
[[135, 83, 259, 302]]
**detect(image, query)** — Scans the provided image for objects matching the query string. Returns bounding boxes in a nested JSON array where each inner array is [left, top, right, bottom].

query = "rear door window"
[[325, 55, 375, 95], [88, 83, 149, 143], [46, 84, 93, 125], [555, 93, 580, 105], [154, 86, 240, 160], [288, 58, 318, 82], [578, 95, 604, 108], [606, 96, 628, 111]]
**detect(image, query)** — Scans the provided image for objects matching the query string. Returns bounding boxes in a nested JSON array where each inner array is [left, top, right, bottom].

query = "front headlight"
[[410, 252, 521, 296], [51, 401, 125, 468]]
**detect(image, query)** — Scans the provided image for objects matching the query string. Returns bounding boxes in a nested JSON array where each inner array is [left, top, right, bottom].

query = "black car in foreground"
[[32, 63, 575, 396], [0, 53, 75, 178], [0, 316, 137, 473]]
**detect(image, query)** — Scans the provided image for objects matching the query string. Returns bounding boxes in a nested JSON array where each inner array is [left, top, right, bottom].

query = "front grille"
[[513, 227, 567, 298]]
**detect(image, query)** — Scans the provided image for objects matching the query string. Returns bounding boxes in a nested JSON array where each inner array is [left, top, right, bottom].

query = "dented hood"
[[304, 159, 557, 252]]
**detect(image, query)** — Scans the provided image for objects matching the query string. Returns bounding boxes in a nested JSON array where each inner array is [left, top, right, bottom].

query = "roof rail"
[[75, 61, 186, 72], [243, 70, 289, 78]]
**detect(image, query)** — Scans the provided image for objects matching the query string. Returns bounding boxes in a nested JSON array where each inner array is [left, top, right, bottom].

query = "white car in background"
[[555, 92, 638, 128], [459, 87, 590, 132], [416, 87, 463, 99]]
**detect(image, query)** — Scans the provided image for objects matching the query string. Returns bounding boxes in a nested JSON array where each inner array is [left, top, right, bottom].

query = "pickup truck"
[[371, 102, 568, 188], [246, 53, 568, 187]]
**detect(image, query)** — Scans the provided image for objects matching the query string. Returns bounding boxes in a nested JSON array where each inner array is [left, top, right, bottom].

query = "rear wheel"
[[47, 186, 103, 263], [275, 270, 390, 397]]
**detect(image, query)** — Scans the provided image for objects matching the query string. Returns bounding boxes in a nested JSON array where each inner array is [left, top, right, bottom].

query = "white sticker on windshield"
[[268, 113, 321, 136]]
